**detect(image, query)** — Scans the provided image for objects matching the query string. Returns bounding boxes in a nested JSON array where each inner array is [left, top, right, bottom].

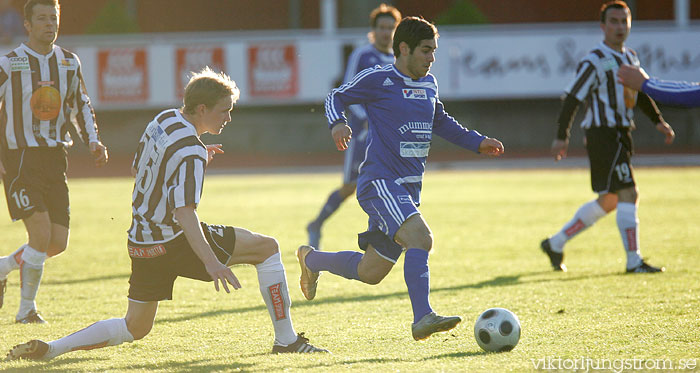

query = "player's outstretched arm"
[[173, 205, 241, 292], [478, 137, 505, 156], [617, 64, 648, 91], [331, 123, 352, 151]]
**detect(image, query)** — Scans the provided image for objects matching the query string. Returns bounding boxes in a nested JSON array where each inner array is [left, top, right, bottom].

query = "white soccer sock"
[[18, 245, 46, 319], [549, 200, 607, 252], [45, 318, 134, 359], [256, 252, 297, 346], [617, 202, 642, 269], [0, 245, 25, 279]]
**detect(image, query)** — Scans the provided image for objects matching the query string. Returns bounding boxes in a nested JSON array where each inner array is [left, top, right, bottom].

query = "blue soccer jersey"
[[642, 77, 700, 108], [325, 64, 485, 200]]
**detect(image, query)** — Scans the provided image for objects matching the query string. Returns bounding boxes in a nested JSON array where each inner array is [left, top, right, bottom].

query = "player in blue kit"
[[300, 16, 504, 341], [307, 4, 401, 250], [617, 64, 700, 108]]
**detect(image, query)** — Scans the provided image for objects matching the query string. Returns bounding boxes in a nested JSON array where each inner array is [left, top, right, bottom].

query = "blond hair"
[[182, 67, 240, 115]]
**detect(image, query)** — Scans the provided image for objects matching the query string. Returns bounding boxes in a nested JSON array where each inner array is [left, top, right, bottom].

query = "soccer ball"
[[474, 308, 521, 352]]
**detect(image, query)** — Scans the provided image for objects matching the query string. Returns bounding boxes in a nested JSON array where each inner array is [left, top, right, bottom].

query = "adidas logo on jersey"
[[382, 78, 393, 86]]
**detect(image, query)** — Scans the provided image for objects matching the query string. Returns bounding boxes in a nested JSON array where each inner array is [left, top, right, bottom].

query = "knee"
[[257, 237, 280, 263], [616, 187, 638, 204], [27, 231, 51, 251], [264, 237, 280, 257], [597, 194, 618, 213], [411, 233, 433, 252], [339, 184, 356, 198], [47, 240, 68, 258], [126, 319, 153, 341]]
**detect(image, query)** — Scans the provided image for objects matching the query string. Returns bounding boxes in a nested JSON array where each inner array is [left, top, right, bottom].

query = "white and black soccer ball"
[[474, 308, 521, 352]]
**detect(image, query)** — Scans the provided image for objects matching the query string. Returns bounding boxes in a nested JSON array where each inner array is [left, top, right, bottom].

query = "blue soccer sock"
[[311, 190, 344, 226], [305, 250, 361, 281], [404, 248, 434, 323]]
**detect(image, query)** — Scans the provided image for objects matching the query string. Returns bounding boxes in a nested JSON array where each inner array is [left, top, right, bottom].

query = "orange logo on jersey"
[[30, 86, 61, 121]]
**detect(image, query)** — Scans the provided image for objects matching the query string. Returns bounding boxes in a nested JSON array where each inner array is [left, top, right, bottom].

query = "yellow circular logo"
[[30, 86, 61, 121]]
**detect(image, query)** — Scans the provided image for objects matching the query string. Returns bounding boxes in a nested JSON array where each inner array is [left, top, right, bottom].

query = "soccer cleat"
[[6, 339, 49, 361], [15, 310, 47, 324], [272, 333, 329, 353], [626, 260, 665, 274], [540, 238, 567, 272], [411, 312, 462, 341], [306, 221, 321, 251], [297, 245, 319, 301], [0, 277, 6, 309]]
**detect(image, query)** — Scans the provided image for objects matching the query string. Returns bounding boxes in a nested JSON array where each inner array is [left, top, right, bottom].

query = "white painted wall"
[[3, 25, 698, 109]]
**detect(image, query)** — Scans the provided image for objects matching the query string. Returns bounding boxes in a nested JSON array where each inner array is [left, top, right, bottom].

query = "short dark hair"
[[369, 3, 401, 28], [600, 1, 629, 23], [24, 0, 59, 22], [392, 16, 438, 57]]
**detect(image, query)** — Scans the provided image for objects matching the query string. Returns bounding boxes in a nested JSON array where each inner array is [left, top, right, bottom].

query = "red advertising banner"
[[98, 48, 148, 103], [248, 44, 298, 98], [175, 46, 225, 98]]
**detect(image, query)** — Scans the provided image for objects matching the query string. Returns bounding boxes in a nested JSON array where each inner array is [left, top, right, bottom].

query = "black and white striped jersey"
[[128, 109, 207, 244], [0, 43, 99, 150], [564, 41, 641, 129]]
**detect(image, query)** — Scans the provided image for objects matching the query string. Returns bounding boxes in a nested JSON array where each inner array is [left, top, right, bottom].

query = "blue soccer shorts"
[[356, 179, 421, 263]]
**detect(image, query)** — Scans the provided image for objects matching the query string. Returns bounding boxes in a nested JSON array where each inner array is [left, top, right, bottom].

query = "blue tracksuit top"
[[325, 64, 486, 191]]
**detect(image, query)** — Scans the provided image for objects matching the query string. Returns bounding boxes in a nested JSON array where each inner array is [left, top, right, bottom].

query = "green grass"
[[1, 167, 699, 372]]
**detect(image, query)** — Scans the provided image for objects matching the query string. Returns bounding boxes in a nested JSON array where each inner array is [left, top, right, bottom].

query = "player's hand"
[[617, 65, 649, 92], [331, 123, 352, 151], [551, 139, 569, 162], [205, 260, 241, 293], [478, 137, 504, 156], [656, 122, 675, 145], [89, 141, 108, 167], [206, 144, 224, 164]]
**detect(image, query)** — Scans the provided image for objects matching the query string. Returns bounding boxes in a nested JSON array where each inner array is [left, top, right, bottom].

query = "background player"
[[0, 0, 108, 324], [307, 4, 401, 250], [617, 64, 700, 108], [300, 16, 504, 342], [541, 1, 675, 273], [6, 68, 327, 361]]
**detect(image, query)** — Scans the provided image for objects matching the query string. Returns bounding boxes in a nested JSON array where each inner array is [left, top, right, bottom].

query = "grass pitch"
[[1, 167, 699, 372]]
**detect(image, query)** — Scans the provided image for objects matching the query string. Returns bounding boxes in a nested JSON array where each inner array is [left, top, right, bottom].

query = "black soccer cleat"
[[0, 278, 6, 309], [626, 260, 665, 274], [540, 239, 567, 272], [15, 309, 47, 324], [272, 333, 329, 354], [6, 339, 49, 361]]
